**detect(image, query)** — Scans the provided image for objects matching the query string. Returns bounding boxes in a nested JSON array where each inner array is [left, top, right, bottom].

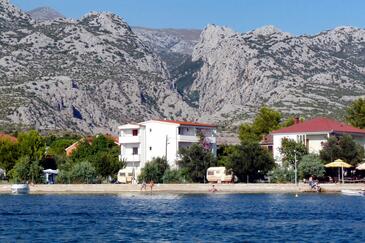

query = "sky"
[[11, 0, 365, 35]]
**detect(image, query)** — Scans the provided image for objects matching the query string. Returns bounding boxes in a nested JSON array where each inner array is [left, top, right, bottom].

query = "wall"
[[144, 122, 179, 169], [273, 134, 298, 165], [306, 134, 327, 154]]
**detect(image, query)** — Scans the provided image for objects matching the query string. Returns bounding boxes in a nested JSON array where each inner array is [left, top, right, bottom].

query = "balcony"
[[119, 135, 140, 144], [120, 154, 141, 162], [177, 135, 200, 143]]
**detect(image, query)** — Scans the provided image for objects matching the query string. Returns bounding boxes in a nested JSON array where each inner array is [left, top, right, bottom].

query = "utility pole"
[[294, 151, 298, 186]]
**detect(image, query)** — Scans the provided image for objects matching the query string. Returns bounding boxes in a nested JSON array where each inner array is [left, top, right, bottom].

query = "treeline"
[[0, 131, 123, 183]]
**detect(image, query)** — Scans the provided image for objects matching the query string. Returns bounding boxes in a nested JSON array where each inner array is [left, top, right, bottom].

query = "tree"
[[28, 160, 44, 184], [279, 138, 307, 167], [178, 144, 217, 183], [219, 142, 275, 182], [320, 135, 364, 166], [69, 161, 97, 184], [346, 98, 365, 129], [138, 157, 169, 183], [9, 156, 31, 183], [17, 130, 46, 161], [252, 106, 282, 135], [238, 124, 261, 143], [162, 168, 191, 184], [298, 154, 325, 179], [0, 138, 18, 172], [70, 135, 123, 179], [239, 106, 282, 143]]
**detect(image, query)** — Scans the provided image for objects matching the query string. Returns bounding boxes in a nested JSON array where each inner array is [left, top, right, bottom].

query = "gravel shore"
[[1, 183, 364, 194]]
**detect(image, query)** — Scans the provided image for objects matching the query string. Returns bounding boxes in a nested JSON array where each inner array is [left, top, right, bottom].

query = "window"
[[208, 171, 214, 175], [149, 147, 152, 151], [132, 147, 138, 155], [150, 128, 152, 132], [132, 129, 138, 136], [119, 172, 125, 176]]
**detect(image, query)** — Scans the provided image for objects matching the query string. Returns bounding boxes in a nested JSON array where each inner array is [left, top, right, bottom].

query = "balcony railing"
[[120, 154, 141, 162], [119, 135, 140, 144]]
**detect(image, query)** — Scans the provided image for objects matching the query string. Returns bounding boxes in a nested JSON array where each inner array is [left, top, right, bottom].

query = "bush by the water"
[[138, 157, 169, 183], [269, 166, 295, 183], [298, 154, 325, 179], [58, 161, 96, 184], [162, 168, 191, 183]]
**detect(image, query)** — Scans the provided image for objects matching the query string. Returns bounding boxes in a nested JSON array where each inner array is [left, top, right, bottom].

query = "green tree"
[[162, 168, 191, 184], [346, 98, 365, 129], [239, 106, 282, 143], [29, 160, 44, 184], [269, 166, 295, 183], [298, 154, 325, 179], [138, 157, 169, 183], [178, 144, 217, 183], [17, 130, 46, 161], [48, 138, 76, 156], [320, 135, 364, 166], [0, 138, 18, 172], [70, 135, 123, 179], [279, 138, 307, 167], [69, 161, 96, 184], [219, 142, 275, 182], [9, 156, 31, 183]]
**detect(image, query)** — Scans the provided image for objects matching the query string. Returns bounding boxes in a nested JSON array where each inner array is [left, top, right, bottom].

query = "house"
[[65, 134, 119, 157], [271, 117, 365, 164], [260, 134, 273, 153], [118, 119, 217, 178]]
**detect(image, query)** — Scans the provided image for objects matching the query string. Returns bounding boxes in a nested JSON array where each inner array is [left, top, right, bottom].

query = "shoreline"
[[1, 183, 365, 195]]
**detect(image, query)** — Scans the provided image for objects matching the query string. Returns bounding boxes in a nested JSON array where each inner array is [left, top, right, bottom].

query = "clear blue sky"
[[11, 0, 365, 35]]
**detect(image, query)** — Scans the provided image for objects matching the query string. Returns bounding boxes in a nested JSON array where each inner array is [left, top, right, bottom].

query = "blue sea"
[[0, 193, 364, 242]]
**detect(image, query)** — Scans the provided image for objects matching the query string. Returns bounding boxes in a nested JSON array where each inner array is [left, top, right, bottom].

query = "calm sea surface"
[[0, 193, 364, 242]]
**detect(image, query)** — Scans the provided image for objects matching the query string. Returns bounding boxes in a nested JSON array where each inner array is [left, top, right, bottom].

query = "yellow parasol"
[[356, 162, 365, 170], [325, 159, 352, 168], [325, 159, 352, 184]]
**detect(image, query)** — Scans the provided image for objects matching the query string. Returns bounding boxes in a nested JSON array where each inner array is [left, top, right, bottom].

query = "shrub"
[[269, 166, 295, 183], [138, 157, 169, 183], [298, 154, 325, 179], [162, 169, 191, 184]]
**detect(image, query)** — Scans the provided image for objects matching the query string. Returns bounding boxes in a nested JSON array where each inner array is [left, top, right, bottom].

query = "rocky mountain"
[[0, 0, 195, 133], [2, 0, 365, 134], [186, 24, 365, 125], [27, 6, 64, 22]]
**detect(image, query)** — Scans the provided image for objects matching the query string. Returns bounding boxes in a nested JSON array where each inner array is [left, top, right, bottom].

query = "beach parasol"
[[356, 162, 365, 170], [325, 159, 352, 184]]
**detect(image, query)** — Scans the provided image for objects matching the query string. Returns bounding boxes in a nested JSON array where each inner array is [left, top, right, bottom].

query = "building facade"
[[271, 117, 365, 164], [118, 120, 217, 178]]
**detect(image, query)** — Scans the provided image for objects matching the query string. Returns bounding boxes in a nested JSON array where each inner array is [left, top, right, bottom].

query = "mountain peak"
[[27, 6, 64, 22]]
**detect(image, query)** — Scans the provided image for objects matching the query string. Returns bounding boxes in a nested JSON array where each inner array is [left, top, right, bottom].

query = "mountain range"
[[1, 0, 365, 134]]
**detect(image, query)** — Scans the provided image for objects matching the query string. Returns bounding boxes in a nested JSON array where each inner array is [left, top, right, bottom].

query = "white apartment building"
[[118, 119, 217, 178]]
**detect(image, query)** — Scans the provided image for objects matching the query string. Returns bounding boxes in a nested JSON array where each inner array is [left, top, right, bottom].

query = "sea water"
[[0, 193, 364, 242]]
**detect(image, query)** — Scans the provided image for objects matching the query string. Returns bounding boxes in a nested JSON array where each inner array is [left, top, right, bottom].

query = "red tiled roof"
[[272, 117, 365, 135], [154, 119, 217, 128], [0, 132, 17, 143]]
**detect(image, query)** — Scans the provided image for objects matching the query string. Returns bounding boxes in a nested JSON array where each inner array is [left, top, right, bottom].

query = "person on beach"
[[209, 184, 218, 193], [149, 180, 154, 193], [141, 180, 147, 191]]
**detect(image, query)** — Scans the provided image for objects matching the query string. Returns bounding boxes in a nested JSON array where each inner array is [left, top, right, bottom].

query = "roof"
[[0, 132, 17, 143], [152, 119, 217, 128], [272, 117, 365, 135]]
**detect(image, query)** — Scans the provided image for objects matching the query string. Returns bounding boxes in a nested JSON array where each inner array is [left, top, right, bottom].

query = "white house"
[[271, 117, 365, 164], [118, 119, 217, 178]]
